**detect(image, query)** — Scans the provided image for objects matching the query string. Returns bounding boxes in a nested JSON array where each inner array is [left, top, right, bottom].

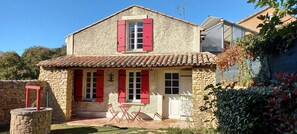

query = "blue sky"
[[0, 0, 262, 55]]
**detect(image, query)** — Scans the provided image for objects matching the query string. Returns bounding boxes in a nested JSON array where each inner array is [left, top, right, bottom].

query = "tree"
[[0, 52, 27, 80], [21, 46, 52, 79], [21, 45, 66, 79]]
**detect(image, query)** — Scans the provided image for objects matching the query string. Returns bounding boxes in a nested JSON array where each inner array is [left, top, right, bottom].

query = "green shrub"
[[202, 84, 276, 133], [166, 127, 193, 134]]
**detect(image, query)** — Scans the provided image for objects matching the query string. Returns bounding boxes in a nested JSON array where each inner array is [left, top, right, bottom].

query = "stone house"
[[238, 6, 297, 32], [38, 5, 256, 127]]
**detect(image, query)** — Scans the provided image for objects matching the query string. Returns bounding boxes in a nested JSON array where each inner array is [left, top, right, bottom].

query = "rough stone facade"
[[0, 80, 47, 126], [68, 6, 202, 56], [10, 107, 52, 134], [192, 66, 217, 128], [38, 67, 74, 122]]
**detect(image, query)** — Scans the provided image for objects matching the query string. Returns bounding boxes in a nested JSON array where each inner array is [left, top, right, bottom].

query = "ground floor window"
[[127, 71, 141, 102], [85, 71, 96, 100], [165, 72, 179, 94]]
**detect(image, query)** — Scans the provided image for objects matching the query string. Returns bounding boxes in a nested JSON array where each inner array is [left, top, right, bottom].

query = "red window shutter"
[[74, 70, 83, 102], [141, 70, 150, 104], [96, 70, 104, 102], [117, 20, 126, 52], [118, 70, 126, 103], [143, 18, 153, 51]]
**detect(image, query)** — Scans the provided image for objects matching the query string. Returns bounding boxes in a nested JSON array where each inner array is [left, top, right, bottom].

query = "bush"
[[202, 84, 276, 133]]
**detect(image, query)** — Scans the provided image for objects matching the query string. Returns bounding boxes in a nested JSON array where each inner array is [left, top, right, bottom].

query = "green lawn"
[[0, 124, 209, 134]]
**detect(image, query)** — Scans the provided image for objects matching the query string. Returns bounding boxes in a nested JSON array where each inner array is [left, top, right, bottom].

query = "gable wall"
[[239, 7, 296, 32], [68, 7, 201, 56]]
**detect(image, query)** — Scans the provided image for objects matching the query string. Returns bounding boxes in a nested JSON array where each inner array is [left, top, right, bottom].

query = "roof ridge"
[[237, 6, 271, 24], [68, 5, 199, 36]]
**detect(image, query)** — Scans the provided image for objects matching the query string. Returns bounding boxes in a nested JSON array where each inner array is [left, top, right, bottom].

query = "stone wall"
[[0, 80, 47, 126], [10, 107, 52, 134], [192, 66, 217, 128], [38, 67, 73, 122]]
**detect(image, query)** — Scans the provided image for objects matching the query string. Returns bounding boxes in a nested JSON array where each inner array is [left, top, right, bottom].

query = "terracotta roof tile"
[[38, 52, 216, 68]]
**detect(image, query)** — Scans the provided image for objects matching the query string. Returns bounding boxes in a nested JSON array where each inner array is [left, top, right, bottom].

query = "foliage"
[[248, 0, 297, 16], [21, 46, 52, 79], [264, 72, 297, 133], [216, 45, 254, 86], [0, 52, 28, 80], [201, 84, 275, 133], [0, 45, 66, 80]]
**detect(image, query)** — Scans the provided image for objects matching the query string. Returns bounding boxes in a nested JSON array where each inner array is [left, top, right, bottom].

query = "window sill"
[[122, 50, 147, 54], [121, 102, 145, 106], [82, 99, 96, 102]]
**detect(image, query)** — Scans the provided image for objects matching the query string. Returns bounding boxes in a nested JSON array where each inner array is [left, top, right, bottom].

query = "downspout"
[[46, 88, 49, 107]]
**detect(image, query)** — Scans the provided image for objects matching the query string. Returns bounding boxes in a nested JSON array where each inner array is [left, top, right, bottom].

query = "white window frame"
[[164, 71, 180, 95], [83, 70, 97, 101], [126, 20, 143, 51], [126, 70, 142, 102]]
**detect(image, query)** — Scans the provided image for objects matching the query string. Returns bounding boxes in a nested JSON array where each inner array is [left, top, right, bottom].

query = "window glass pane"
[[137, 39, 143, 43], [129, 89, 133, 94], [137, 44, 143, 49], [165, 73, 171, 79], [129, 78, 133, 82], [87, 83, 90, 87], [129, 23, 135, 27], [137, 22, 143, 27], [129, 72, 134, 77], [136, 78, 141, 82], [136, 72, 141, 77], [86, 94, 90, 98], [138, 33, 143, 37], [129, 95, 133, 100], [165, 88, 171, 94], [136, 84, 140, 88], [173, 73, 179, 79], [87, 78, 91, 82], [92, 94, 96, 98], [87, 72, 91, 77], [137, 28, 143, 32], [173, 88, 179, 94], [136, 89, 140, 94], [129, 84, 133, 88], [93, 83, 96, 87], [165, 81, 171, 86], [86, 88, 90, 93], [173, 81, 179, 86], [136, 95, 140, 99], [93, 88, 96, 93]]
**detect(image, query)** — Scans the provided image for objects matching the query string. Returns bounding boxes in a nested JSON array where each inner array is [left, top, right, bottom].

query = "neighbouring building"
[[238, 6, 297, 32], [38, 5, 256, 128]]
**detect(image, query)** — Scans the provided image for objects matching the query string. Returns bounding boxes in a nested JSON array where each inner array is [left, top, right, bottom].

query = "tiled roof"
[[38, 53, 217, 68]]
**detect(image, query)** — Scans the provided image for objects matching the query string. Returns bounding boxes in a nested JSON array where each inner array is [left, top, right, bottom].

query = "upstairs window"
[[128, 22, 143, 50], [117, 18, 153, 52]]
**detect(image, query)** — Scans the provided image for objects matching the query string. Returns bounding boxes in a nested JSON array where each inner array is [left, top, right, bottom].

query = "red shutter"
[[117, 20, 126, 52], [118, 70, 126, 103], [143, 18, 153, 51], [141, 70, 150, 104], [74, 70, 83, 102], [96, 70, 104, 102]]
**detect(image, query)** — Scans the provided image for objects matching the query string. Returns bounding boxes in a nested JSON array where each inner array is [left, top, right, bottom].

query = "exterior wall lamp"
[[108, 73, 114, 82]]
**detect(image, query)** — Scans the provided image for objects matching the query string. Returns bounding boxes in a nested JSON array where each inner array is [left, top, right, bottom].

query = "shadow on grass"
[[51, 126, 98, 134], [0, 125, 10, 133]]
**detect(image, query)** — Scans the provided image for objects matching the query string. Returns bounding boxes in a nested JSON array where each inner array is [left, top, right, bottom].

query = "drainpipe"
[[46, 88, 49, 107]]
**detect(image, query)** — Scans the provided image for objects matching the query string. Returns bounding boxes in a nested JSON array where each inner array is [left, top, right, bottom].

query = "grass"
[[0, 124, 216, 134]]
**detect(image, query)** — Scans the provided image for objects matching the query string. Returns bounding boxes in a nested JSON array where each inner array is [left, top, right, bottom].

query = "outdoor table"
[[119, 104, 131, 122]]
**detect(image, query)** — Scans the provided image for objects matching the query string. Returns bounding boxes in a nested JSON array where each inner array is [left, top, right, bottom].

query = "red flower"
[[281, 94, 290, 100]]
